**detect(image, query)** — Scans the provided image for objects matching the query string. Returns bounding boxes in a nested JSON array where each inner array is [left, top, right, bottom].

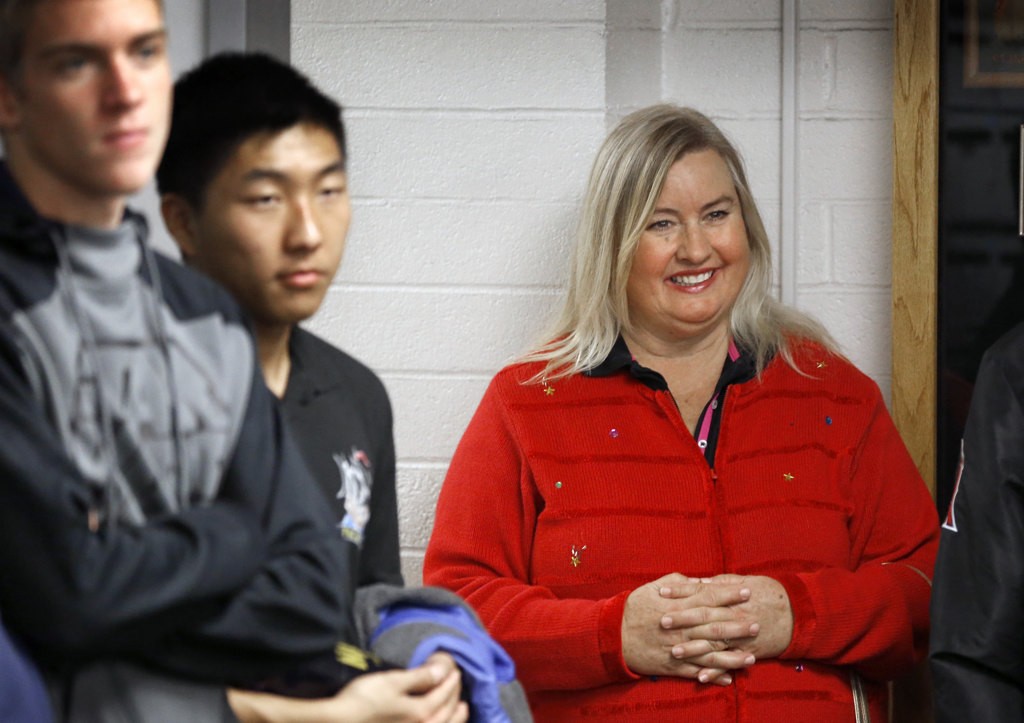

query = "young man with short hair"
[[0, 1, 365, 719], [158, 52, 473, 723], [158, 51, 402, 594]]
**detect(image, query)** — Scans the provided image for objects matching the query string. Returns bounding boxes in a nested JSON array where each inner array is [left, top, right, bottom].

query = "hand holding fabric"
[[229, 653, 469, 723]]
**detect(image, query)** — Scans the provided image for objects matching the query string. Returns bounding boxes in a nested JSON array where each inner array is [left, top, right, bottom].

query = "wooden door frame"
[[893, 0, 939, 497]]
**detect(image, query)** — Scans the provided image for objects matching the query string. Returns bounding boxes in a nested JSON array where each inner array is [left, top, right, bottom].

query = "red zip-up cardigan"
[[424, 341, 938, 722]]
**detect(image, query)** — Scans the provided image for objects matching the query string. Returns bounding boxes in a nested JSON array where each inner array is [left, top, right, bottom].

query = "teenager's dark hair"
[[157, 51, 346, 209]]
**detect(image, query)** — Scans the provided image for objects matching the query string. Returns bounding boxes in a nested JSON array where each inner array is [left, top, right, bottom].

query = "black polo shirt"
[[587, 335, 757, 466]]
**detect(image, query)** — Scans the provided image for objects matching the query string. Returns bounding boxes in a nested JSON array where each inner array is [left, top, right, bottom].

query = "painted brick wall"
[[790, 2, 893, 391], [292, 0, 894, 583], [662, 1, 893, 389]]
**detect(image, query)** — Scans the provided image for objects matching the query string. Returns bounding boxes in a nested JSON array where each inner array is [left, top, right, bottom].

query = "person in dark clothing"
[[931, 322, 1024, 720], [158, 49, 403, 596], [0, 615, 52, 723], [157, 52, 469, 723], [0, 1, 363, 720]]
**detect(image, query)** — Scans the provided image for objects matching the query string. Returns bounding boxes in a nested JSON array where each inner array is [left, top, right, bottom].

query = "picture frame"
[[965, 0, 1024, 87]]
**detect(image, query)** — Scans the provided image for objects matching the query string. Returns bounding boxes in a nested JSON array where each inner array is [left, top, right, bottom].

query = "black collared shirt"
[[587, 335, 757, 466]]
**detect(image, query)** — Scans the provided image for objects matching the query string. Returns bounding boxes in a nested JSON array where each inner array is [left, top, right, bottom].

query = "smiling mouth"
[[669, 270, 714, 287]]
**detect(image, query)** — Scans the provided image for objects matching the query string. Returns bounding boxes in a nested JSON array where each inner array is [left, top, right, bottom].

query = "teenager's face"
[[0, 0, 170, 226], [181, 124, 351, 330]]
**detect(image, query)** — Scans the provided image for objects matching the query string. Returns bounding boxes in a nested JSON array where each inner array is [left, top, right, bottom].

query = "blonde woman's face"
[[626, 149, 750, 346]]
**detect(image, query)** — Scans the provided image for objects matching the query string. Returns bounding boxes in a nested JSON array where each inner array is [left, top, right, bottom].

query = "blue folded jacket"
[[356, 584, 532, 723], [372, 604, 518, 722]]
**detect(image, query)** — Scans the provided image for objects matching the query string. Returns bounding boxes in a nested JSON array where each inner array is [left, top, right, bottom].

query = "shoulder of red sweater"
[[761, 339, 882, 401], [489, 360, 553, 394], [489, 360, 609, 403], [494, 360, 544, 381]]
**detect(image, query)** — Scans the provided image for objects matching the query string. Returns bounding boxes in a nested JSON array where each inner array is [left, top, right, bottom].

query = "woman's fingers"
[[661, 607, 759, 636], [670, 662, 739, 685], [658, 578, 751, 607], [697, 667, 735, 685], [673, 645, 756, 669], [669, 633, 757, 660]]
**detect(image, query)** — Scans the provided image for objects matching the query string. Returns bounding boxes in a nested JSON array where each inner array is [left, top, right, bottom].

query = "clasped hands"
[[621, 573, 794, 686]]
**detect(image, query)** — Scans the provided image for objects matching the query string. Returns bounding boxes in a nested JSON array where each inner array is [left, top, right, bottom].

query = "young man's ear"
[[0, 72, 23, 132], [160, 194, 199, 259]]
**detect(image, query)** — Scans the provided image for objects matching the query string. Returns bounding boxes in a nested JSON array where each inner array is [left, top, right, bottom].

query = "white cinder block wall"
[[293, 0, 894, 584]]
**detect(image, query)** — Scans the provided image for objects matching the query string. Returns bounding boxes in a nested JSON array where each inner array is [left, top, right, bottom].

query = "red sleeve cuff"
[[775, 572, 817, 659], [598, 590, 642, 682]]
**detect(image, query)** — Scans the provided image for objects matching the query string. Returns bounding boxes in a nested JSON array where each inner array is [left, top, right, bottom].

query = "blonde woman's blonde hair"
[[523, 104, 834, 381]]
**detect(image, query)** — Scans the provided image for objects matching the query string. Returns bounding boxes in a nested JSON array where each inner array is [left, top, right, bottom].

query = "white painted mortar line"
[[781, 0, 799, 306]]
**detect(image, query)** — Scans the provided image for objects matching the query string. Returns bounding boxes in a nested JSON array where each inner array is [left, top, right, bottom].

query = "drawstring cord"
[[138, 232, 189, 511], [53, 229, 123, 529], [51, 219, 187, 527]]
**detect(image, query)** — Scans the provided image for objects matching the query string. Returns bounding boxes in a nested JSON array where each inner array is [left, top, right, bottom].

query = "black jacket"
[[931, 322, 1024, 720], [0, 162, 358, 719]]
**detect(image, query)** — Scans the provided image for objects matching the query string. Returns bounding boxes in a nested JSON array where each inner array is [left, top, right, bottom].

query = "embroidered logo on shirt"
[[332, 448, 373, 547]]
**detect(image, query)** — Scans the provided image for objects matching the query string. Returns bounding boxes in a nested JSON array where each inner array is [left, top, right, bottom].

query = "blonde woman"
[[425, 105, 938, 722]]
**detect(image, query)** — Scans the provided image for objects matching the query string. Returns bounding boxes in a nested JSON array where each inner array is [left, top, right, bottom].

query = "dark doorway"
[[938, 0, 1024, 512]]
